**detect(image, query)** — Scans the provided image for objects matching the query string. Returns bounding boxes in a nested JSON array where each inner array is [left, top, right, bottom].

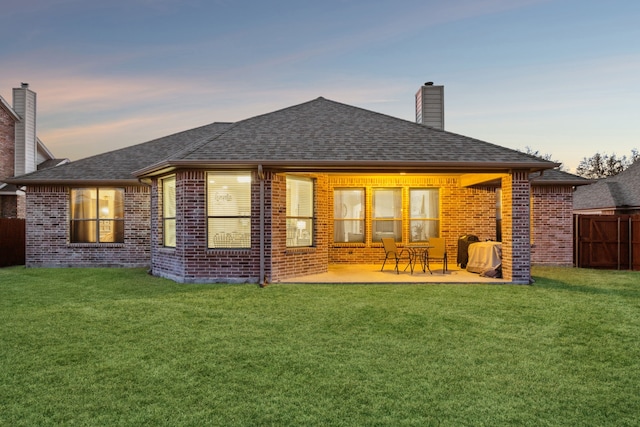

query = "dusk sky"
[[2, 0, 639, 172]]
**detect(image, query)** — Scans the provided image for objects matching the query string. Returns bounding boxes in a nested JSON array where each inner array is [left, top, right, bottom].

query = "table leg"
[[423, 250, 432, 274]]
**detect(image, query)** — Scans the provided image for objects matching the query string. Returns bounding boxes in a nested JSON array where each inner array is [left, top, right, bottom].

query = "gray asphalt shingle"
[[176, 97, 556, 165]]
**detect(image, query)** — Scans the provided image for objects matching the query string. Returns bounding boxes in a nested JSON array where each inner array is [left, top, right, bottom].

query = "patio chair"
[[426, 237, 448, 274], [380, 237, 414, 274]]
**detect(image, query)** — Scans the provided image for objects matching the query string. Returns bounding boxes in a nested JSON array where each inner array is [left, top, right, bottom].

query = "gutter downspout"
[[258, 165, 266, 287]]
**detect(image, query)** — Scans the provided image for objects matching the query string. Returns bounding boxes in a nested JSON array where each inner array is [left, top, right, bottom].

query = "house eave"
[[4, 178, 143, 187], [135, 159, 558, 178], [533, 179, 595, 186]]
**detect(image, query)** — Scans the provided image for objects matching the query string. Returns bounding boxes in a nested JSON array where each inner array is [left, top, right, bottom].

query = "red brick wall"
[[25, 185, 150, 267], [151, 170, 264, 283], [531, 186, 574, 265], [502, 171, 532, 284], [327, 175, 499, 266], [0, 196, 19, 218], [270, 173, 329, 282], [0, 107, 15, 181], [149, 170, 331, 283], [0, 107, 20, 218], [22, 169, 575, 283]]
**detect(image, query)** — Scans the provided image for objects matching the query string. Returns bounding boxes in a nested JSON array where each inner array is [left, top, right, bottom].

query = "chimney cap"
[[21, 82, 29, 88], [424, 81, 434, 86]]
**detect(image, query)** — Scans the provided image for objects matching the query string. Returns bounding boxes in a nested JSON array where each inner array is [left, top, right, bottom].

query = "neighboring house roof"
[[0, 183, 22, 195], [37, 137, 56, 161], [10, 97, 575, 185], [2, 91, 64, 195], [0, 95, 21, 121], [573, 161, 640, 211]]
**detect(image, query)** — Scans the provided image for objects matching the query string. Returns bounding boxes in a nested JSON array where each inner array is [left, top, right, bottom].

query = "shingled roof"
[[138, 97, 559, 175], [11, 96, 571, 185], [530, 168, 592, 186], [8, 122, 232, 184], [574, 161, 640, 211]]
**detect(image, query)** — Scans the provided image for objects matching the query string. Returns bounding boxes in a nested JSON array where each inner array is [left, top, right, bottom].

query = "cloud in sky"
[[1, 0, 639, 171]]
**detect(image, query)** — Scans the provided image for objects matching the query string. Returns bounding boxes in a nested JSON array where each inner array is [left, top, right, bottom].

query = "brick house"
[[573, 160, 640, 215], [1, 83, 67, 218], [8, 84, 589, 284]]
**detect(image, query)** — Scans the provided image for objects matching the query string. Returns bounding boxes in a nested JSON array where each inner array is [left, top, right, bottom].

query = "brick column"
[[501, 171, 532, 284]]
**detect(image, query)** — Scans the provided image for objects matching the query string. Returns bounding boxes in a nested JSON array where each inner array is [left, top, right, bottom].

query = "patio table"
[[406, 244, 434, 274]]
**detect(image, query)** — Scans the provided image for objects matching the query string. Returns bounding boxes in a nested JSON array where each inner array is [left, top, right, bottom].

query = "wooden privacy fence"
[[574, 215, 640, 270], [0, 218, 25, 267]]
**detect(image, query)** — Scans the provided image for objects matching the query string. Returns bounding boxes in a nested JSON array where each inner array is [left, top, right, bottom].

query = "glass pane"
[[70, 189, 97, 220], [372, 188, 401, 242], [98, 189, 124, 219], [410, 219, 439, 242], [208, 172, 252, 217], [334, 220, 364, 243], [334, 189, 364, 219], [163, 177, 176, 218], [373, 188, 401, 219], [208, 218, 251, 248], [410, 189, 439, 218], [70, 220, 96, 243], [334, 189, 364, 243], [164, 219, 176, 247], [286, 218, 313, 247], [287, 177, 313, 217], [99, 219, 124, 243], [372, 220, 401, 242]]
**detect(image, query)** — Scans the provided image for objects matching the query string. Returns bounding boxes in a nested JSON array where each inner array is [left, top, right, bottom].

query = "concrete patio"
[[279, 263, 509, 284]]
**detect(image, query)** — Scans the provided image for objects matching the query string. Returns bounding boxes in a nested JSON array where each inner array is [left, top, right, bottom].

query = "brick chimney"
[[415, 82, 444, 130], [12, 83, 37, 176]]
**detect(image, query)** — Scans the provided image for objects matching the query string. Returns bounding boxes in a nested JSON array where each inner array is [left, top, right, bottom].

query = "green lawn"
[[1, 266, 639, 426]]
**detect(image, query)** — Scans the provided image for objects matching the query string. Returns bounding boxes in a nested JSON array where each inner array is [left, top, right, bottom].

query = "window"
[[409, 188, 440, 242], [334, 188, 364, 243], [286, 176, 314, 247], [372, 188, 402, 242], [162, 176, 176, 247], [70, 188, 124, 243], [207, 172, 251, 248]]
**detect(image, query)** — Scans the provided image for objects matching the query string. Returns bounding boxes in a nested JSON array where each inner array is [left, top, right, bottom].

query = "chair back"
[[429, 237, 446, 258], [381, 237, 398, 255]]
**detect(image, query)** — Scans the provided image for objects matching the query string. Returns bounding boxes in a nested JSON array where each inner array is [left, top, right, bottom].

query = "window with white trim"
[[207, 172, 252, 248], [409, 188, 440, 242], [286, 176, 314, 247], [372, 188, 402, 242], [162, 176, 176, 247], [334, 188, 364, 243]]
